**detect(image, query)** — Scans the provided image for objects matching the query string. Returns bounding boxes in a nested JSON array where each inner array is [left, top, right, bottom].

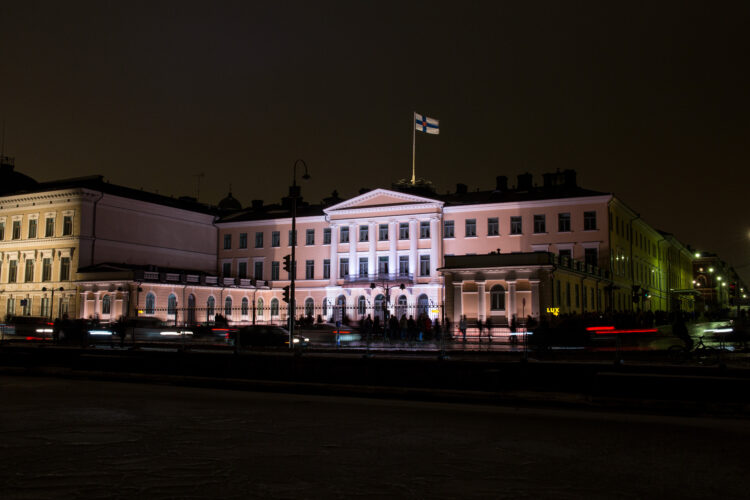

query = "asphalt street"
[[1, 375, 748, 499]]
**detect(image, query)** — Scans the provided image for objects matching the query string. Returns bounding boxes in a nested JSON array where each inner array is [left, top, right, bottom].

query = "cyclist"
[[673, 315, 693, 351]]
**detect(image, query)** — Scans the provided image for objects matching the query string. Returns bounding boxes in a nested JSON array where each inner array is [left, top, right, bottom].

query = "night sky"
[[2, 1, 749, 282]]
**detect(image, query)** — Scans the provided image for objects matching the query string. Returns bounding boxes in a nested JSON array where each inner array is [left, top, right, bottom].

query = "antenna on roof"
[[194, 172, 205, 201]]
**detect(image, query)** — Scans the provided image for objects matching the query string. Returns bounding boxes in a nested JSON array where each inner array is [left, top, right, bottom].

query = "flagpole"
[[411, 112, 416, 185]]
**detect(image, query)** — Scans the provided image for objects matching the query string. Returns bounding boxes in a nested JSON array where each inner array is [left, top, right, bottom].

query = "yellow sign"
[[430, 308, 440, 314], [546, 307, 560, 317]]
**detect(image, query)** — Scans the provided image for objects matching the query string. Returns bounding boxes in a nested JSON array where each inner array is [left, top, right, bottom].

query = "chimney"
[[516, 172, 533, 191], [563, 169, 577, 188], [456, 183, 468, 195], [542, 172, 554, 188], [495, 176, 508, 192], [251, 199, 264, 210]]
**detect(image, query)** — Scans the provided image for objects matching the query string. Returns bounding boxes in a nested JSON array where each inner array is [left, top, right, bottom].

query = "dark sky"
[[2, 1, 749, 281]]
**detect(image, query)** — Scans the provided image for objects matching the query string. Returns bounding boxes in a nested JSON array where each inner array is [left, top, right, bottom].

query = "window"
[[323, 228, 331, 244], [271, 231, 280, 247], [399, 223, 409, 240], [145, 293, 156, 315], [378, 256, 389, 275], [239, 232, 248, 249], [585, 248, 598, 267], [288, 230, 297, 246], [340, 226, 349, 243], [254, 232, 263, 248], [575, 284, 580, 308], [559, 248, 572, 260], [222, 262, 231, 276], [419, 255, 430, 277], [465, 219, 476, 237], [510, 216, 522, 235], [8, 260, 17, 283], [206, 296, 215, 318], [167, 294, 177, 315], [558, 213, 571, 232], [359, 225, 368, 242], [0, 221, 4, 240], [242, 297, 249, 316], [584, 211, 597, 231], [339, 258, 349, 277], [60, 257, 70, 281], [566, 282, 571, 307], [305, 260, 314, 279], [238, 262, 247, 279], [254, 261, 263, 280], [22, 297, 32, 316], [62, 216, 72, 236], [28, 219, 37, 239], [225, 296, 233, 318], [24, 259, 34, 282], [271, 261, 279, 281], [357, 296, 366, 316], [45, 217, 55, 237], [533, 215, 546, 234], [379, 224, 388, 241], [399, 255, 409, 276], [306, 229, 315, 245], [487, 218, 499, 236], [6, 298, 14, 316], [443, 220, 454, 238], [270, 298, 279, 316], [420, 221, 430, 239], [305, 298, 314, 318], [323, 259, 330, 279], [490, 285, 505, 310], [223, 234, 232, 249], [40, 297, 50, 318], [42, 258, 52, 281], [13, 220, 21, 239], [359, 257, 368, 276]]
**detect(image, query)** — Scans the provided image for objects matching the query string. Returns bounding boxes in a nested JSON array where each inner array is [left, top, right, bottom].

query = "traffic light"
[[282, 254, 291, 273], [642, 289, 650, 299], [282, 286, 291, 304]]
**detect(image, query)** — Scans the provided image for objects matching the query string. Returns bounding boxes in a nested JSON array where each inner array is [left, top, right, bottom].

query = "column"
[[348, 222, 357, 278], [389, 220, 398, 277], [368, 221, 377, 277], [507, 281, 517, 322], [530, 280, 540, 319], [429, 216, 440, 280], [329, 223, 338, 285], [477, 281, 486, 321], [453, 282, 463, 323], [409, 218, 418, 279]]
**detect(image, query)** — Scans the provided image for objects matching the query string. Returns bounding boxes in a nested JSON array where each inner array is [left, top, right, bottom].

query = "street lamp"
[[289, 159, 310, 350], [41, 286, 64, 321]]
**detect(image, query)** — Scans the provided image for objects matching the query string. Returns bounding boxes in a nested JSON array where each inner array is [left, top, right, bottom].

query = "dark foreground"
[[1, 375, 748, 499]]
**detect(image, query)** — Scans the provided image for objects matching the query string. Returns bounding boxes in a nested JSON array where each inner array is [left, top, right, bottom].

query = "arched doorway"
[[335, 295, 346, 323], [187, 294, 196, 325], [374, 294, 386, 323], [417, 294, 429, 318], [396, 295, 408, 320]]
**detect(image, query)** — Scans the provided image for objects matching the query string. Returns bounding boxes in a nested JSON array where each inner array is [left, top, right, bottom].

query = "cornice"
[[443, 194, 613, 213]]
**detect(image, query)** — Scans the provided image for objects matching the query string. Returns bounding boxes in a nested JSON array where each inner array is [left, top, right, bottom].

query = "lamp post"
[[370, 279, 406, 353], [289, 159, 310, 350], [42, 286, 64, 321]]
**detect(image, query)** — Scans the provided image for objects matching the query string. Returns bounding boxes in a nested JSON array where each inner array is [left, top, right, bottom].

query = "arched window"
[[167, 294, 177, 315], [490, 285, 506, 311], [322, 298, 329, 317], [256, 298, 263, 318], [336, 295, 346, 322], [145, 293, 155, 315], [305, 298, 314, 318], [374, 294, 385, 321], [206, 296, 215, 320], [396, 295, 408, 319], [270, 298, 279, 316], [357, 295, 366, 317], [416, 294, 429, 317], [225, 296, 233, 318], [102, 295, 111, 315], [241, 297, 249, 316], [187, 294, 196, 324]]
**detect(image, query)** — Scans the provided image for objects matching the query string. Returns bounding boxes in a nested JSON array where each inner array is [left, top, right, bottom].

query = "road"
[[1, 375, 748, 499]]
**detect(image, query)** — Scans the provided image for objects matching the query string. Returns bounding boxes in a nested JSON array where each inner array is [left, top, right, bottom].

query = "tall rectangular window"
[[584, 211, 597, 230], [323, 228, 331, 244], [239, 232, 248, 249], [305, 260, 314, 279], [238, 261, 247, 279], [339, 258, 349, 277], [323, 259, 330, 279], [42, 258, 52, 281], [24, 259, 34, 282], [28, 219, 37, 239], [566, 282, 571, 307], [8, 260, 18, 283], [419, 255, 430, 276], [559, 248, 572, 260], [378, 256, 389, 274], [45, 217, 54, 237], [0, 221, 4, 240], [62, 215, 72, 236], [419, 221, 430, 239], [558, 213, 571, 232], [340, 226, 349, 243], [510, 216, 522, 235], [378, 224, 388, 241], [222, 262, 231, 276], [271, 231, 280, 247], [487, 218, 499, 236], [575, 284, 580, 307], [399, 223, 409, 240], [288, 230, 297, 246], [13, 220, 21, 239], [443, 220, 454, 238], [271, 261, 279, 281], [399, 255, 409, 275], [585, 248, 598, 267], [533, 214, 546, 234], [359, 225, 368, 242], [254, 261, 263, 280], [224, 234, 232, 249], [306, 229, 315, 245], [59, 258, 70, 281], [465, 219, 476, 237], [358, 257, 368, 276], [255, 232, 264, 248]]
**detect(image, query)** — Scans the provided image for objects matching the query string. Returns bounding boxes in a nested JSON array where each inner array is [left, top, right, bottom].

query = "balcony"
[[343, 273, 414, 285]]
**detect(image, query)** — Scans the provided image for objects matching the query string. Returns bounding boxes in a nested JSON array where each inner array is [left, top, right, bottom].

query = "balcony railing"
[[344, 272, 414, 284]]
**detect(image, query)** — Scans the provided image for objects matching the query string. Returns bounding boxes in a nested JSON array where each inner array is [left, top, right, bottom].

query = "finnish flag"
[[415, 112, 439, 135]]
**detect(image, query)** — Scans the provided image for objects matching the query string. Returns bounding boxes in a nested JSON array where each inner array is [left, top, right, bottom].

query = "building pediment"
[[323, 188, 443, 216]]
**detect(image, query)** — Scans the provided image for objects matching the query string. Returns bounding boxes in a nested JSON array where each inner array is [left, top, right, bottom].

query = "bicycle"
[[667, 336, 719, 365]]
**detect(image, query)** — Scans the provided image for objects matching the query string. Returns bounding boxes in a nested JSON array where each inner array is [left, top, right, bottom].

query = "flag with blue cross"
[[414, 112, 439, 135]]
